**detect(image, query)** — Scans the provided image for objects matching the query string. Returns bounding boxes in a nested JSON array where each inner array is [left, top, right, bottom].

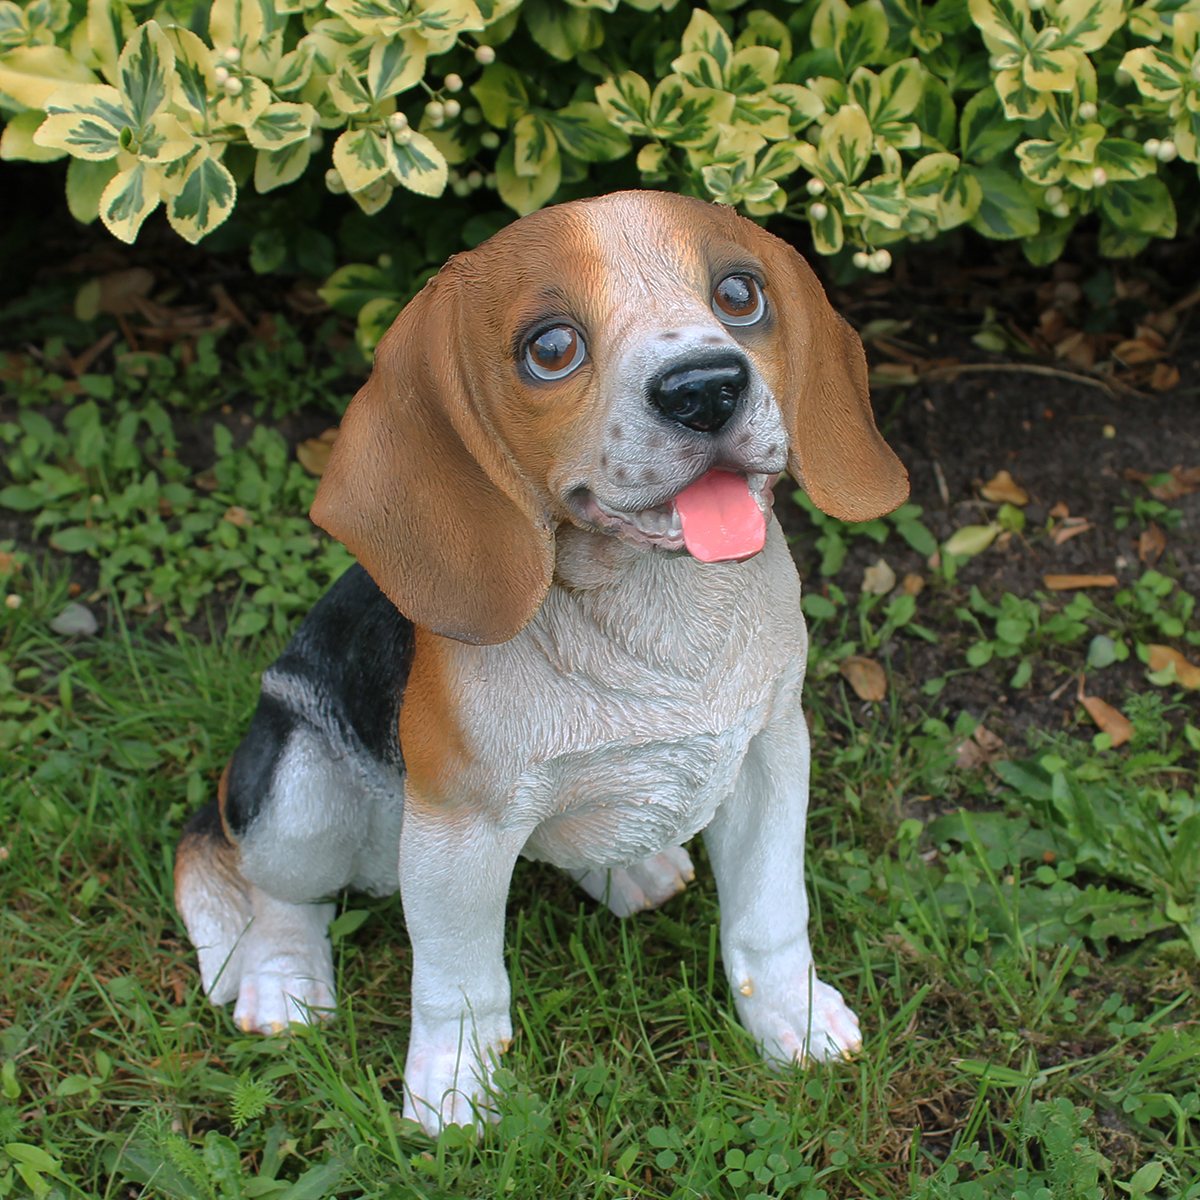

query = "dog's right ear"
[[310, 270, 555, 645]]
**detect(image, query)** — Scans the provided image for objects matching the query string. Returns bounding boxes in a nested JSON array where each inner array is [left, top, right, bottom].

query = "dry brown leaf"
[[297, 428, 339, 477], [1050, 519, 1094, 546], [0, 551, 15, 575], [1146, 644, 1200, 689], [839, 656, 887, 701], [223, 506, 252, 528], [1150, 362, 1180, 392], [1113, 335, 1166, 365], [1053, 330, 1097, 369], [871, 362, 920, 386], [1124, 465, 1200, 500], [862, 558, 896, 596], [1078, 690, 1133, 746], [901, 572, 925, 597], [1049, 501, 1070, 520], [954, 724, 1007, 769], [1138, 523, 1166, 566], [1043, 573, 1118, 590], [980, 469, 1029, 506]]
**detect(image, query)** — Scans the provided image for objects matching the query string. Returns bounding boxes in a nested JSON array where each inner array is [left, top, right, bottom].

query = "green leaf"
[[1099, 176, 1176, 237], [245, 102, 316, 151], [367, 34, 424, 100], [471, 62, 529, 128], [496, 135, 559, 214], [965, 164, 1039, 239], [944, 522, 999, 557], [390, 130, 447, 197], [229, 608, 268, 637], [545, 101, 629, 163], [0, 108, 64, 161], [254, 139, 312, 193], [166, 151, 236, 243], [66, 156, 118, 222], [513, 112, 555, 178], [0, 44, 98, 109], [49, 526, 100, 553], [837, 0, 888, 74], [118, 21, 174, 128], [98, 159, 161, 242], [959, 87, 1021, 163], [523, 0, 603, 62]]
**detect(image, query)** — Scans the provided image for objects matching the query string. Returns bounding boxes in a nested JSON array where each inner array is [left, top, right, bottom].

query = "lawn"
[[2, 240, 1198, 1199]]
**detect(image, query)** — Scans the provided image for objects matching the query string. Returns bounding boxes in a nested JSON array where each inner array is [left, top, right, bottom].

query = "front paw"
[[402, 1017, 511, 1135], [737, 976, 862, 1065]]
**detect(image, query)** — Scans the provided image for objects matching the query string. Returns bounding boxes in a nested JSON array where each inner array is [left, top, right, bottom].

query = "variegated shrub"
[[0, 0, 1195, 334]]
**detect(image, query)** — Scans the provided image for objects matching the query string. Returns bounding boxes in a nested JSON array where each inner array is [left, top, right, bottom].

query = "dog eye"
[[712, 275, 765, 327], [525, 325, 586, 380]]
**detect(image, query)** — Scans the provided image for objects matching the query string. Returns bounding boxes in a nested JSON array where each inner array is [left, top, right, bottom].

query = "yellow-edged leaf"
[[98, 158, 162, 242], [254, 138, 313, 192], [496, 135, 559, 214], [0, 108, 65, 161], [332, 124, 394, 192], [0, 44, 98, 108], [245, 101, 316, 151], [391, 128, 447, 196], [165, 148, 236, 242]]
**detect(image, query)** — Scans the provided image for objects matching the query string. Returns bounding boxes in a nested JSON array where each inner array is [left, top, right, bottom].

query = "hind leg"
[[569, 844, 695, 917], [176, 802, 336, 1031]]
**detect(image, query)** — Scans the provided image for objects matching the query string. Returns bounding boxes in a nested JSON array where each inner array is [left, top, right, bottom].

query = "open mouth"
[[574, 471, 775, 562]]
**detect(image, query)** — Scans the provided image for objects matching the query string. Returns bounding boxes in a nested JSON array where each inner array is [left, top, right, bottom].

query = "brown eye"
[[525, 325, 586, 380], [713, 275, 765, 326]]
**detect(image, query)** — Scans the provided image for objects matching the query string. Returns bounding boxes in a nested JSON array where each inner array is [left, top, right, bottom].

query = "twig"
[[918, 360, 1148, 399]]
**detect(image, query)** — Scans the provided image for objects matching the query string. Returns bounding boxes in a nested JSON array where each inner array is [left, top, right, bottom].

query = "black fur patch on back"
[[223, 565, 414, 838]]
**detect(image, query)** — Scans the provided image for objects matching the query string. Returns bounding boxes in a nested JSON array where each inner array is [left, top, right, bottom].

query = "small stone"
[[50, 602, 98, 636]]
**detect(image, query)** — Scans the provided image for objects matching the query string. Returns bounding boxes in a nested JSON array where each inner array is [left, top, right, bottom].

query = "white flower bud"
[[1029, 0, 1044, 9], [1045, 185, 1063, 205], [1078, 101, 1097, 121], [485, 172, 497, 188], [810, 201, 829, 220], [426, 101, 445, 125], [453, 178, 471, 197], [444, 98, 461, 119], [393, 126, 412, 145], [225, 76, 243, 97], [1092, 166, 1107, 186], [1143, 137, 1161, 157], [1158, 138, 1177, 162], [806, 177, 826, 195], [1123, 123, 1137, 138], [467, 169, 484, 189], [388, 111, 409, 131], [1052, 201, 1070, 218], [463, 106, 483, 125], [871, 248, 892, 273], [214, 65, 230, 84], [224, 46, 240, 64], [325, 168, 346, 194], [475, 45, 496, 64], [481, 130, 500, 149], [444, 73, 463, 93], [852, 251, 870, 270]]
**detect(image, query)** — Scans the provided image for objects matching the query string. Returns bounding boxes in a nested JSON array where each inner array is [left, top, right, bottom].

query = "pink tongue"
[[674, 470, 766, 563]]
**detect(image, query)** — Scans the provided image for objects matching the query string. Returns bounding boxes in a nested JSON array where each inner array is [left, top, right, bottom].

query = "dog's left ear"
[[756, 231, 909, 522]]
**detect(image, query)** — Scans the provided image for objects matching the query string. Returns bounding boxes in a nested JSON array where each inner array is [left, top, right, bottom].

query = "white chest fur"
[[439, 518, 808, 870]]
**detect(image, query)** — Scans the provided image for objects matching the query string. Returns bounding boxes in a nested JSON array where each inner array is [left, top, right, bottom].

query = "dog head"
[[311, 191, 908, 644]]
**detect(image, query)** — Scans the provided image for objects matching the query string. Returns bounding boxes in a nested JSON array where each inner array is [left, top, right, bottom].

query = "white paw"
[[571, 845, 695, 917], [232, 953, 336, 1033], [402, 1018, 510, 1135], [738, 976, 862, 1065]]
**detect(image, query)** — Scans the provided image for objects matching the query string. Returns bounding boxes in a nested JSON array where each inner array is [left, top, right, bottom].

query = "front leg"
[[704, 701, 861, 1065], [399, 790, 527, 1134]]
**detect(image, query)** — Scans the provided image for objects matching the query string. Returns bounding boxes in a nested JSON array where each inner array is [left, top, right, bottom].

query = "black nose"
[[648, 354, 749, 433]]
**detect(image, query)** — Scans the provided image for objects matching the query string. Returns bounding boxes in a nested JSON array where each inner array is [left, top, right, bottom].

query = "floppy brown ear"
[[758, 232, 909, 522], [310, 271, 553, 645]]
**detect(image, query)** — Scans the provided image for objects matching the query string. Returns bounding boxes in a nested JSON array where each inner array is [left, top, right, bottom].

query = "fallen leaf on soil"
[[839, 656, 887, 701], [955, 724, 1006, 769], [297, 429, 339, 477], [75, 267, 155, 320], [980, 469, 1029, 506], [871, 362, 920, 386], [1077, 678, 1133, 746], [1050, 518, 1093, 546], [0, 551, 14, 575], [1043, 573, 1118, 590], [1146, 645, 1200, 689], [902, 573, 925, 596], [1150, 362, 1181, 392], [223, 506, 252, 528], [1048, 501, 1070, 520], [1113, 332, 1166, 365], [945, 524, 1000, 558], [862, 558, 896, 596], [1138, 523, 1166, 565], [1123, 465, 1200, 500]]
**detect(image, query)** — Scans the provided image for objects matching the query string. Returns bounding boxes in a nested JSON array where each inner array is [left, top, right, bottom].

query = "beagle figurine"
[[175, 190, 908, 1134]]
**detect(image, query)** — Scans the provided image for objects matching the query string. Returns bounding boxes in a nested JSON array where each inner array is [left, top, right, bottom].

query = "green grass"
[[1, 563, 1197, 1200]]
